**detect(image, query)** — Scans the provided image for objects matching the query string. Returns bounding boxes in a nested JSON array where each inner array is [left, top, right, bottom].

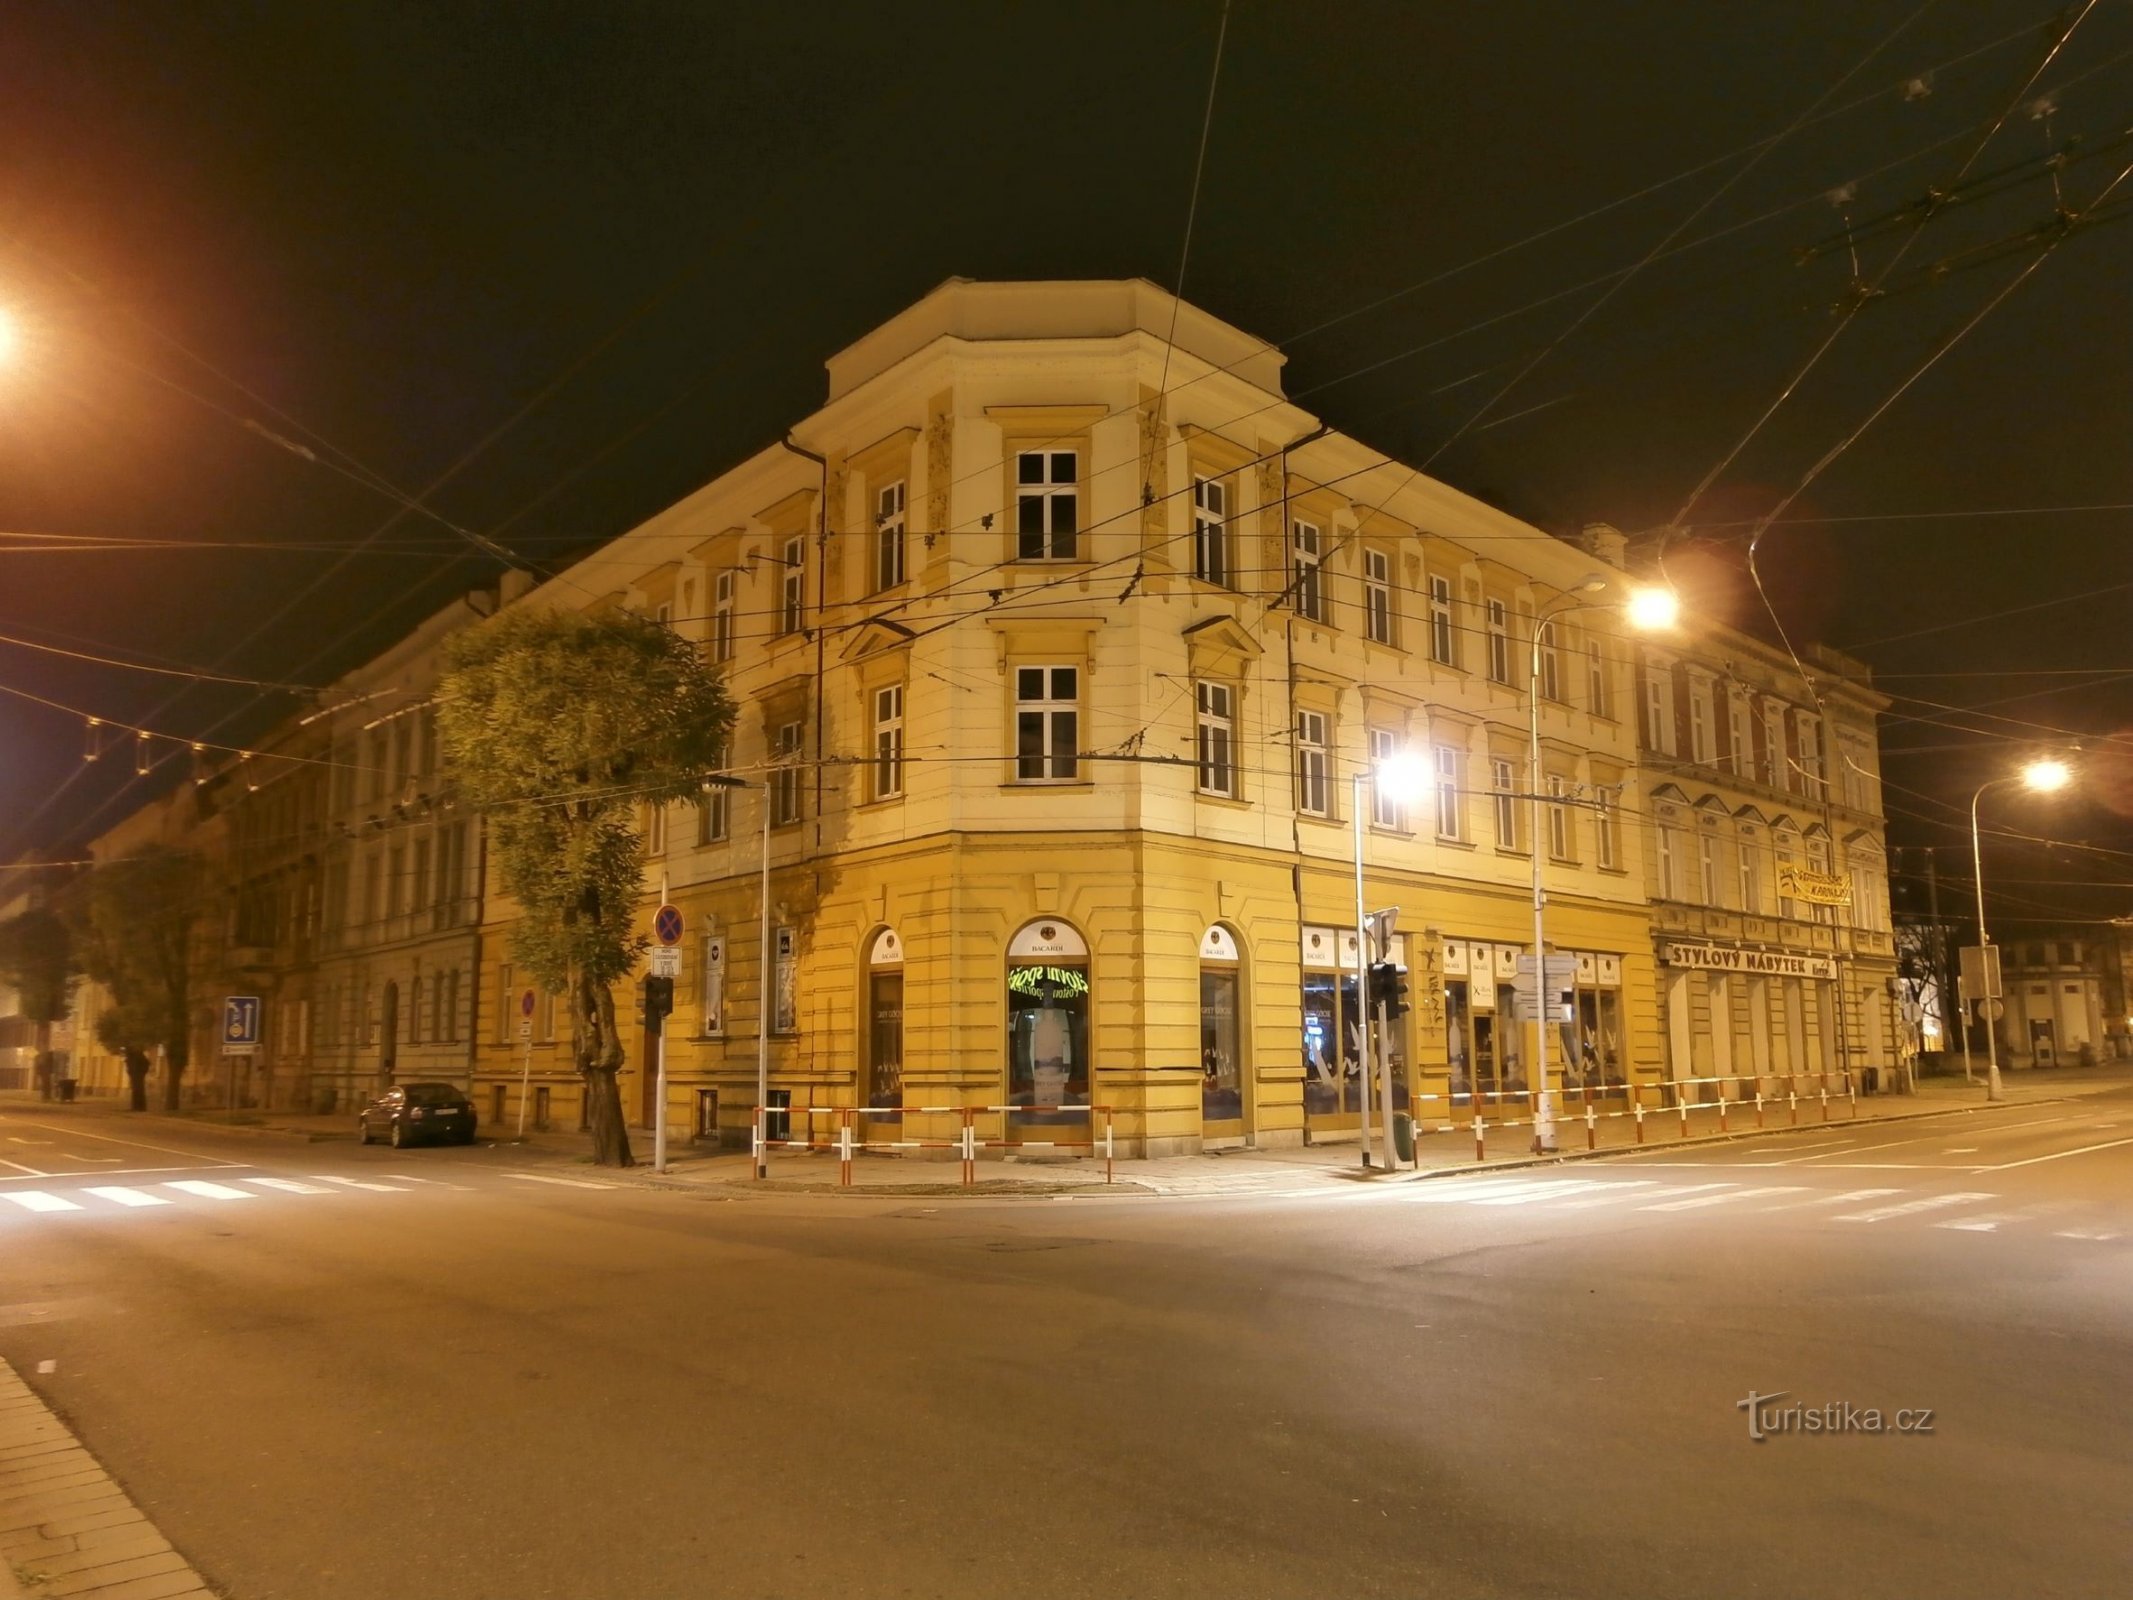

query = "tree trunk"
[[573, 970, 634, 1167], [163, 1062, 185, 1112], [34, 1022, 52, 1099], [124, 1049, 151, 1112]]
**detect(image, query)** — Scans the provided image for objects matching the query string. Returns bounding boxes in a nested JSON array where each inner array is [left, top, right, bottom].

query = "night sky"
[[3, 1, 2129, 933]]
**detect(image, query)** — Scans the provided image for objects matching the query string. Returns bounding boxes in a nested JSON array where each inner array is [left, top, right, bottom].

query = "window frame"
[[874, 479, 908, 593], [712, 570, 736, 664], [1362, 548, 1394, 645], [779, 536, 806, 636], [1295, 709, 1330, 818], [1195, 680, 1238, 799], [1015, 449, 1081, 562], [1486, 599, 1510, 684], [1291, 520, 1326, 623], [1434, 744, 1465, 840], [872, 683, 905, 801], [1013, 664, 1081, 783], [1191, 474, 1230, 588], [1547, 774, 1573, 861], [1428, 574, 1456, 665], [1369, 729, 1404, 830], [1492, 757, 1522, 851], [771, 720, 804, 826]]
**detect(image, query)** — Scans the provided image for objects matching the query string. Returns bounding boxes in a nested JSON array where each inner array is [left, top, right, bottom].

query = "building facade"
[[1999, 933, 2125, 1066], [459, 278, 1896, 1154], [1630, 611, 1899, 1094]]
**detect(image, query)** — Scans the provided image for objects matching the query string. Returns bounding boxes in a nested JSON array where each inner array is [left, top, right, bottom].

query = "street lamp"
[[1353, 748, 1429, 1170], [1969, 756, 2073, 1103], [1528, 578, 1678, 1152]]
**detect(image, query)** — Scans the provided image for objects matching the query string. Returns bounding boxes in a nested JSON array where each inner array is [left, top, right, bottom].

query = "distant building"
[[1998, 934, 2125, 1065]]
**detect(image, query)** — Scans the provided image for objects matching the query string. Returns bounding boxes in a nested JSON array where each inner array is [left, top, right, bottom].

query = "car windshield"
[[402, 1084, 466, 1106]]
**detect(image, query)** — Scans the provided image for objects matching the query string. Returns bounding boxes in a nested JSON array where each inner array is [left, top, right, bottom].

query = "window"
[[696, 757, 729, 844], [411, 837, 431, 919], [1646, 669, 1677, 755], [771, 721, 804, 826], [1587, 642, 1612, 717], [1763, 703, 1786, 789], [1014, 666, 1079, 782], [1435, 745, 1465, 839], [699, 936, 725, 1035], [1192, 475, 1229, 587], [432, 823, 465, 930], [386, 845, 407, 920], [1738, 832, 1762, 913], [874, 480, 907, 592], [441, 968, 459, 1042], [1656, 822, 1680, 900], [1291, 521, 1325, 622], [1689, 686, 1713, 765], [1699, 830, 1721, 906], [1492, 758, 1522, 850], [1775, 828, 1800, 918], [1296, 711, 1330, 817], [646, 800, 667, 856], [1726, 695, 1749, 777], [366, 728, 388, 802], [1797, 714, 1823, 795], [1428, 576, 1456, 665], [1547, 775, 1573, 860], [711, 571, 735, 664], [418, 707, 438, 778], [1486, 600, 1510, 684], [1595, 789, 1620, 870], [1016, 450, 1079, 560], [773, 926, 797, 1034], [779, 536, 806, 635], [1363, 549, 1393, 645], [1369, 729, 1403, 828], [1807, 838, 1833, 924], [1538, 629, 1562, 702], [872, 685, 905, 800], [1196, 682, 1236, 798]]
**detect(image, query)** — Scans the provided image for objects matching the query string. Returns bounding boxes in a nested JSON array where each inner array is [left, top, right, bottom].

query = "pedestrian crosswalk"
[[0, 1168, 615, 1223], [1389, 1174, 2123, 1241]]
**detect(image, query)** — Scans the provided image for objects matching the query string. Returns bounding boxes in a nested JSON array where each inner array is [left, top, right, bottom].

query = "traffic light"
[[1367, 961, 1411, 1020], [641, 974, 674, 1036]]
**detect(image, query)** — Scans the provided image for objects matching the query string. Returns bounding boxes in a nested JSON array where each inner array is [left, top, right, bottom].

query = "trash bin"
[[57, 1079, 77, 1103], [1393, 1111, 1415, 1165]]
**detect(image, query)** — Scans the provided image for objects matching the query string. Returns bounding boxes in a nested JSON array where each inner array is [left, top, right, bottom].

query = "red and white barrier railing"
[[1415, 1068, 1859, 1161], [751, 1103, 1116, 1187]]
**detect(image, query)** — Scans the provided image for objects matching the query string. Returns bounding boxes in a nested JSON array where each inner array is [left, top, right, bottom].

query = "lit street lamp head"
[[1625, 586, 1680, 631], [1372, 747, 1430, 802], [2021, 757, 2072, 793]]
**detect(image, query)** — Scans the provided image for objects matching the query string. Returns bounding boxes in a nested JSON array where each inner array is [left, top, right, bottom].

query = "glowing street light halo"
[[1624, 585, 1681, 631], [2020, 757, 2071, 794], [1371, 746, 1430, 804]]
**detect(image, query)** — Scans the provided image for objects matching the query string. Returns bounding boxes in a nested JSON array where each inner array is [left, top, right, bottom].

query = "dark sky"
[[3, 1, 2130, 933]]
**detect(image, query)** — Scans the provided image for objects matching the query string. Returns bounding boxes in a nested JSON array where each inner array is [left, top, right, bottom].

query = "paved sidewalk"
[[0, 1360, 213, 1600], [13, 1065, 2129, 1200]]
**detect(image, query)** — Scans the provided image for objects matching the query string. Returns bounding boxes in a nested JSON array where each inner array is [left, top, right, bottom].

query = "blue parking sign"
[[223, 995, 261, 1054]]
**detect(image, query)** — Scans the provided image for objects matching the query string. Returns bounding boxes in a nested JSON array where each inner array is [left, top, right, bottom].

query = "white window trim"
[[1196, 681, 1237, 798], [872, 684, 905, 801], [1363, 548, 1393, 645], [1016, 450, 1080, 562], [1296, 710, 1330, 818], [1192, 475, 1229, 588], [875, 480, 907, 592], [1014, 664, 1080, 783], [1291, 520, 1325, 623]]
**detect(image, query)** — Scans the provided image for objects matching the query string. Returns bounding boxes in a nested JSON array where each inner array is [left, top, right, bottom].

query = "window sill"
[[1435, 834, 1477, 851], [1002, 779, 1096, 792], [1196, 791, 1251, 810]]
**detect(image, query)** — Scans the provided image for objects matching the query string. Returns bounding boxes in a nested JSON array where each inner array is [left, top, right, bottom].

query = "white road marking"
[[1936, 1214, 2010, 1232], [7, 1137, 52, 1146], [1630, 1184, 1736, 1210], [1943, 1148, 1978, 1154], [1760, 1188, 1902, 1211], [1643, 1185, 1806, 1211], [1, 1191, 82, 1213], [501, 1172, 617, 1191], [0, 1159, 47, 1177], [81, 1187, 171, 1208], [163, 1180, 257, 1201], [2053, 1228, 2122, 1241], [315, 1175, 411, 1193], [1978, 1137, 2133, 1173], [1553, 1182, 1664, 1208], [0, 1115, 253, 1163], [389, 1173, 477, 1191], [1469, 1180, 1620, 1206], [243, 1177, 336, 1195], [1837, 1192, 1994, 1223], [1401, 1179, 1555, 1204]]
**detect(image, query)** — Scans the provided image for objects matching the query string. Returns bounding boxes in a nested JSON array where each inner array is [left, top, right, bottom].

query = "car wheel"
[[390, 1120, 407, 1149], [456, 1128, 476, 1145], [357, 1117, 372, 1145]]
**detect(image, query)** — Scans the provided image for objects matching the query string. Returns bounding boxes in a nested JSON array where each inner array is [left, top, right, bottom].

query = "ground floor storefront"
[[469, 834, 1681, 1156], [1654, 933, 1902, 1096]]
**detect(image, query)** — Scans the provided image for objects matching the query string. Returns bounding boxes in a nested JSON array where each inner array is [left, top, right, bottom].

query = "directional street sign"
[[222, 995, 262, 1056]]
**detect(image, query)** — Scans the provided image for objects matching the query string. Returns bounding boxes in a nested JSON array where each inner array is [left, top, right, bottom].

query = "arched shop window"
[[866, 928, 904, 1111], [1007, 920, 1090, 1116], [1200, 925, 1244, 1138]]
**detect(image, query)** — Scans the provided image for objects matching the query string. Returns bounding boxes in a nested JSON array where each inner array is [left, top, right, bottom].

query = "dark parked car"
[[358, 1082, 478, 1148]]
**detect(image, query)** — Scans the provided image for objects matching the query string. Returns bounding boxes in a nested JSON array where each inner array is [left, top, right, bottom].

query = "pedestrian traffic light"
[[641, 974, 674, 1035]]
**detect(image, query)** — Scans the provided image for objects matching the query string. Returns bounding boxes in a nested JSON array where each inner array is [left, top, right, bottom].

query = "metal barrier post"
[[752, 1105, 766, 1180], [1755, 1090, 1765, 1129], [838, 1108, 854, 1189], [1820, 1080, 1831, 1123], [1678, 1096, 1689, 1139], [1104, 1108, 1115, 1183], [1718, 1087, 1729, 1134], [960, 1106, 975, 1188], [1848, 1073, 1859, 1119], [1585, 1099, 1597, 1150], [1474, 1111, 1486, 1163], [1789, 1087, 1799, 1126], [1634, 1084, 1646, 1144]]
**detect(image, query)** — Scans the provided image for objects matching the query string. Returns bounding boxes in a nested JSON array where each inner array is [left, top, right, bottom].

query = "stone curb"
[[0, 1361, 214, 1600]]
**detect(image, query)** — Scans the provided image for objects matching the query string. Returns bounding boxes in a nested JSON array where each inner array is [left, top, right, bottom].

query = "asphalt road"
[[4, 1092, 2130, 1600]]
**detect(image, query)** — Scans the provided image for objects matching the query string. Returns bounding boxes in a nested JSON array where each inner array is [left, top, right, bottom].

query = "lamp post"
[[1352, 750, 1428, 1170], [1968, 757, 2071, 1103], [1528, 578, 1678, 1153]]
